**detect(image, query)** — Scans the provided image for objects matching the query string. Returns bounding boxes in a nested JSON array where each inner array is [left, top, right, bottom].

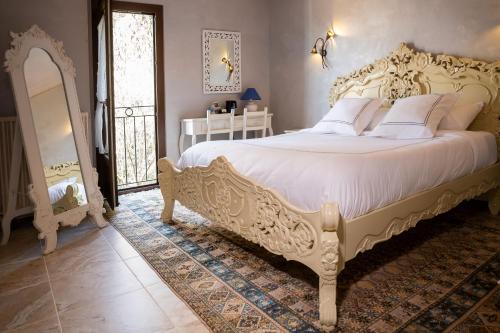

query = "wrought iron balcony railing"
[[115, 105, 157, 190]]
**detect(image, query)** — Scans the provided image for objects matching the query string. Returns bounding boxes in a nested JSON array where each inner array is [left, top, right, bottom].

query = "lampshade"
[[240, 88, 261, 101]]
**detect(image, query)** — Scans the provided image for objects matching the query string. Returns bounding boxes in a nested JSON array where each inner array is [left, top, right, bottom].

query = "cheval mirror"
[[4, 25, 107, 254]]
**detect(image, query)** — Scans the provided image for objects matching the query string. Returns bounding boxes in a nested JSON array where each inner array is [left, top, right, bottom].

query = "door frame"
[[111, 1, 165, 161], [91, 0, 118, 207], [91, 1, 166, 203]]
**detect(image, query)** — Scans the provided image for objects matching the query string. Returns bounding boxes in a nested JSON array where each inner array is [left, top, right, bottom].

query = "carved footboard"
[[158, 156, 344, 329]]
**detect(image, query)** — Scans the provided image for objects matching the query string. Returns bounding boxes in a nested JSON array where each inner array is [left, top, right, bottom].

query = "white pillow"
[[310, 98, 383, 135], [438, 101, 485, 130], [47, 177, 77, 203], [369, 93, 458, 139], [365, 107, 389, 131]]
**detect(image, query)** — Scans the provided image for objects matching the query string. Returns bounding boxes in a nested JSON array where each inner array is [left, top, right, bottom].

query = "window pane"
[[113, 12, 157, 190]]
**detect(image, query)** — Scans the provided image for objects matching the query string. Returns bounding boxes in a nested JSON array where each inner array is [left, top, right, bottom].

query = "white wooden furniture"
[[160, 44, 500, 330], [4, 25, 107, 254], [207, 110, 235, 141], [243, 107, 267, 140], [1, 114, 91, 245], [179, 113, 274, 153]]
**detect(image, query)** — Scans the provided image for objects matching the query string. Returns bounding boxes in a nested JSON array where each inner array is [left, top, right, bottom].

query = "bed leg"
[[161, 197, 175, 221], [158, 158, 175, 221], [319, 256, 338, 331], [319, 203, 341, 331], [488, 187, 500, 215]]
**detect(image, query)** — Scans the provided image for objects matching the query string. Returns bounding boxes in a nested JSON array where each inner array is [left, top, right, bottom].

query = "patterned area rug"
[[109, 189, 500, 333]]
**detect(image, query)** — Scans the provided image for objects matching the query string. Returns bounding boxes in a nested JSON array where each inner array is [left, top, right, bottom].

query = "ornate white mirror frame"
[[4, 25, 107, 254], [202, 29, 241, 94]]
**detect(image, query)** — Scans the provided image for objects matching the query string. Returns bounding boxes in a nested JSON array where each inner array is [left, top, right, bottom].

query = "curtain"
[[95, 16, 108, 154]]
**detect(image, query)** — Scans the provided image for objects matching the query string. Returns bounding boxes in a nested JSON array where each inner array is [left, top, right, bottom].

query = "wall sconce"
[[221, 57, 234, 81], [311, 28, 335, 68], [222, 57, 234, 73]]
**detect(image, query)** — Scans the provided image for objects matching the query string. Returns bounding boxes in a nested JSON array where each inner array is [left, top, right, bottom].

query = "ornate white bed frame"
[[158, 44, 500, 330]]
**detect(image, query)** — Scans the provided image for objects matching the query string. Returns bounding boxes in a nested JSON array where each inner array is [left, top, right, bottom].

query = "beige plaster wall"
[[269, 0, 500, 134], [1, 0, 270, 162], [0, 0, 92, 117], [2, 0, 497, 162], [126, 0, 271, 160]]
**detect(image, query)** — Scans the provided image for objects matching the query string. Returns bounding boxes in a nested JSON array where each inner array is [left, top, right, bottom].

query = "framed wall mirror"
[[4, 25, 107, 254], [202, 30, 241, 94]]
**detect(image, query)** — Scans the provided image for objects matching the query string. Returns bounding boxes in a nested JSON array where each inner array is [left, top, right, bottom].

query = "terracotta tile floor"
[[0, 219, 210, 333]]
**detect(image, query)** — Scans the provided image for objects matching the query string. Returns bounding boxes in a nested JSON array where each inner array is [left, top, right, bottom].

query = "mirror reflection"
[[209, 38, 235, 86], [24, 48, 87, 214]]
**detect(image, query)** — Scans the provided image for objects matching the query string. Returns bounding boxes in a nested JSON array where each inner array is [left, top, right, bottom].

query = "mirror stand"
[[4, 25, 108, 254], [27, 168, 108, 253]]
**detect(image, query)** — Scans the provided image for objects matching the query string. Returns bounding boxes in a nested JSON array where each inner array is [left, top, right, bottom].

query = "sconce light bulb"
[[311, 46, 318, 54], [327, 29, 335, 39]]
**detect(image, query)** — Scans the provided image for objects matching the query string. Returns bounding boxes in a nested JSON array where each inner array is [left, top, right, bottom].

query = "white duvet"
[[178, 130, 497, 219]]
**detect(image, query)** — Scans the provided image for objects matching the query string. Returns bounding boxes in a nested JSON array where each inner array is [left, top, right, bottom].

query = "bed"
[[158, 43, 500, 330]]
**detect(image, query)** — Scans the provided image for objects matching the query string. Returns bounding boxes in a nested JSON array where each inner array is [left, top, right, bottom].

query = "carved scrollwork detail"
[[4, 25, 76, 76], [329, 42, 500, 104], [173, 159, 242, 230], [330, 43, 430, 105], [86, 168, 105, 215], [251, 189, 317, 257], [329, 43, 500, 155], [207, 182, 233, 227], [27, 184, 58, 237], [174, 169, 203, 212], [88, 190, 105, 215], [43, 161, 81, 179], [355, 181, 499, 256], [382, 73, 422, 103], [163, 157, 318, 259], [321, 239, 339, 276], [434, 54, 497, 76]]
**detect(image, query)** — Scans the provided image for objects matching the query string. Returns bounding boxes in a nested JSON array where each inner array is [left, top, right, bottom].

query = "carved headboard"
[[329, 43, 500, 154], [44, 161, 83, 188]]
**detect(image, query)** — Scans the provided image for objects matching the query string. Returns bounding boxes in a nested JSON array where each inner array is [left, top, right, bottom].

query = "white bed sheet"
[[178, 130, 497, 219]]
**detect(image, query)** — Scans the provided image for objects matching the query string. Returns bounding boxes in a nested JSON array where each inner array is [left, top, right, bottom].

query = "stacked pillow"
[[311, 94, 484, 139], [310, 97, 383, 135], [438, 101, 485, 131], [368, 93, 458, 139]]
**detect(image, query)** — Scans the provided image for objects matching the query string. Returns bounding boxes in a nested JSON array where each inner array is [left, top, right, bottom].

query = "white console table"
[[179, 113, 274, 153]]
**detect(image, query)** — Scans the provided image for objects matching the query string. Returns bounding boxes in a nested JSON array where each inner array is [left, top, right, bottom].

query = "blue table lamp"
[[241, 88, 261, 112]]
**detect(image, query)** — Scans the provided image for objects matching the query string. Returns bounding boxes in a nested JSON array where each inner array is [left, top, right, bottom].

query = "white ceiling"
[[24, 48, 63, 97]]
